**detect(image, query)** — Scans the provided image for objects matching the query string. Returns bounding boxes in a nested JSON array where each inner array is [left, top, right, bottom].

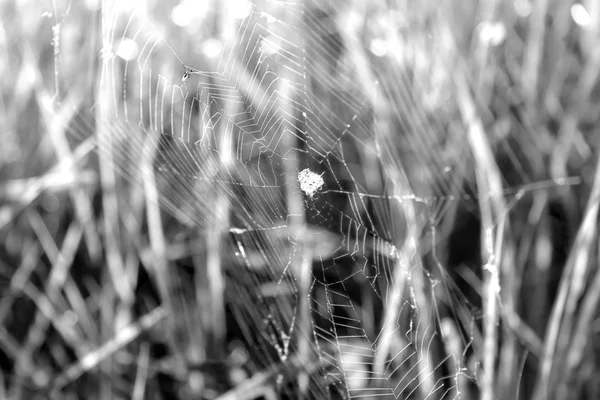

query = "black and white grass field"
[[0, 0, 599, 399]]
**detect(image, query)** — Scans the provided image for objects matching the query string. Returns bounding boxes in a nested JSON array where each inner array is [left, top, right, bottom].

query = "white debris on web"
[[298, 168, 324, 198]]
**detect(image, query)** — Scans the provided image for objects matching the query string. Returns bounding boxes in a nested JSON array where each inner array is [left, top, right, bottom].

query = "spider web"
[[96, 1, 480, 398], [61, 0, 534, 398]]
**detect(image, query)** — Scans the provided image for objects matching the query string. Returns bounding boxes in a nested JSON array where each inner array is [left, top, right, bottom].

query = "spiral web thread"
[[59, 0, 563, 398]]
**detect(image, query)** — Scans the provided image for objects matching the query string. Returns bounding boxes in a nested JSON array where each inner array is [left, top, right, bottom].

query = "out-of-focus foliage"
[[1, 1, 600, 400]]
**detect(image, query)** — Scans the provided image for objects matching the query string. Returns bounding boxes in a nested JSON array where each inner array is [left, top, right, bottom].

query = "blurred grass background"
[[1, 0, 600, 399]]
